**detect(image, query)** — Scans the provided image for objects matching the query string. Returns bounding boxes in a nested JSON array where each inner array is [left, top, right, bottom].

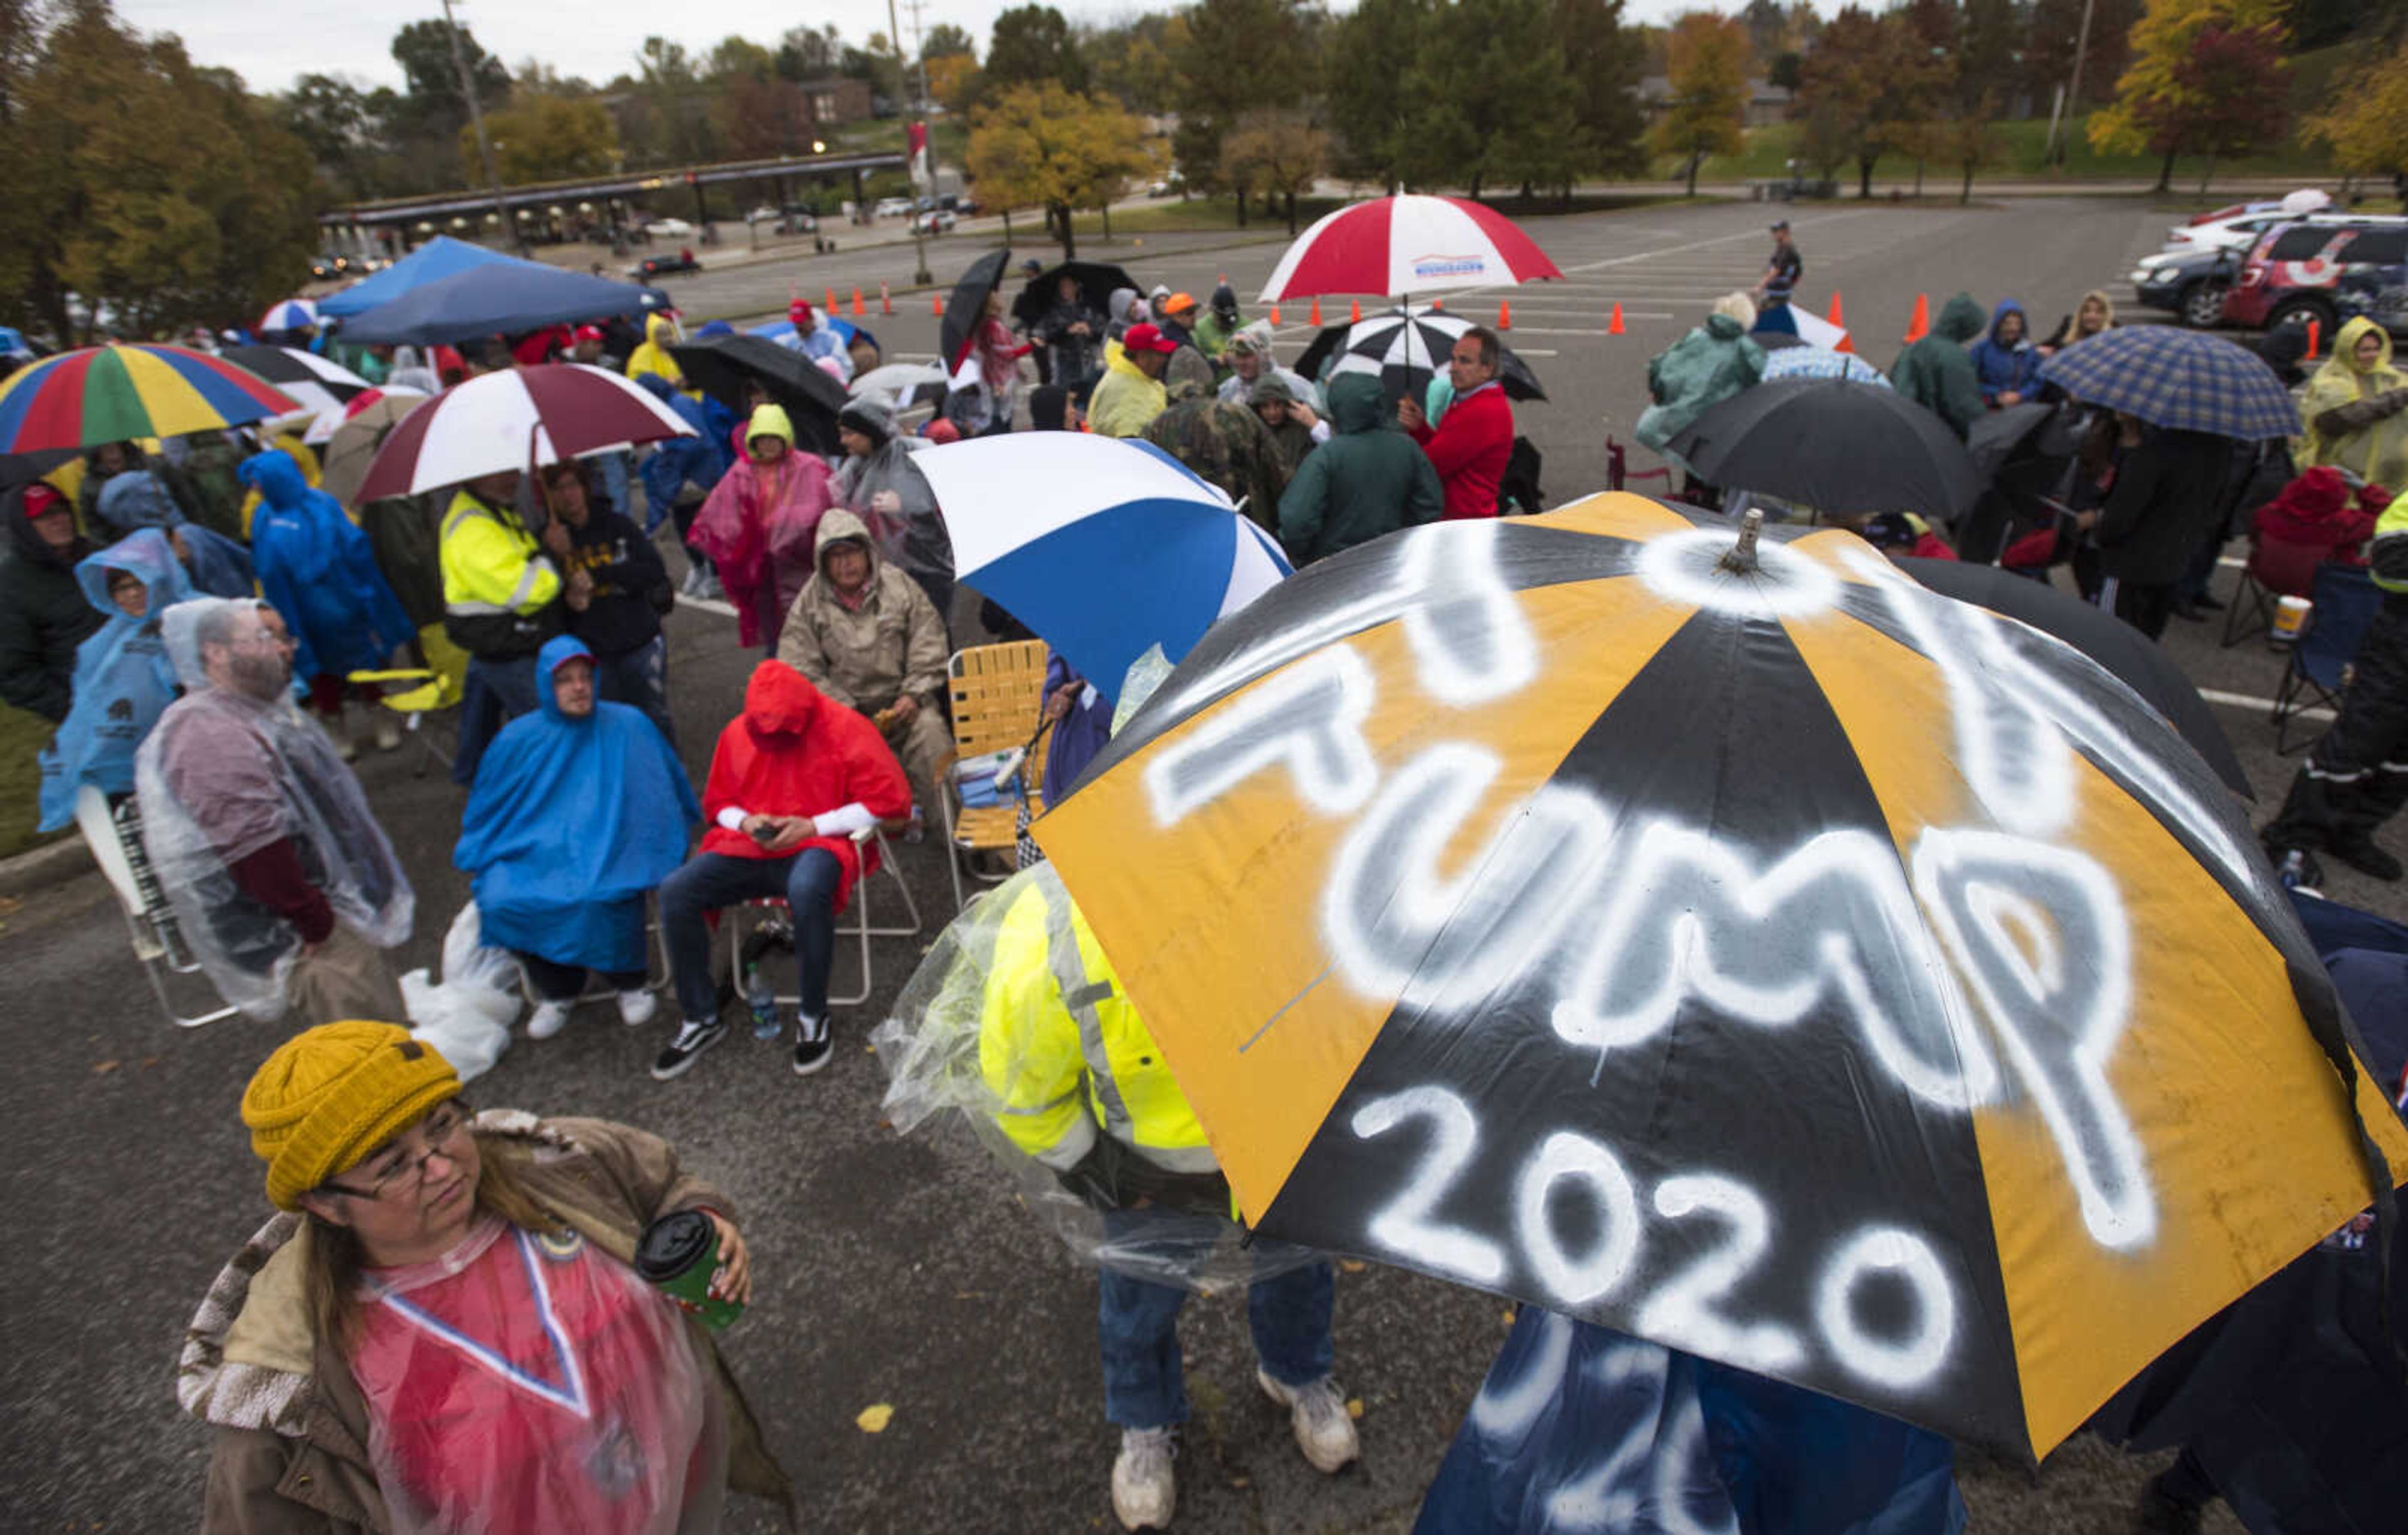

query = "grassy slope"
[[1, 704, 54, 860]]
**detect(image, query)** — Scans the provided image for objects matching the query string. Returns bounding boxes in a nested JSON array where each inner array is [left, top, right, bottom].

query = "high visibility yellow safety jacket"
[[439, 487, 564, 659], [977, 874, 1216, 1176]]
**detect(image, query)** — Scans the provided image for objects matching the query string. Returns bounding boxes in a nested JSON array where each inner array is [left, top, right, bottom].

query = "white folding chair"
[[73, 786, 237, 1030], [722, 826, 924, 1011]]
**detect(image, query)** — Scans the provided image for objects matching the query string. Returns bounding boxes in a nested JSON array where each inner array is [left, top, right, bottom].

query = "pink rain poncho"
[[687, 405, 831, 650]]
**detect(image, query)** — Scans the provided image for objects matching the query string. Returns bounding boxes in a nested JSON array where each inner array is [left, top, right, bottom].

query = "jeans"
[[595, 635, 675, 746], [452, 654, 540, 786], [1099, 1245, 1335, 1429], [658, 848, 843, 1023], [517, 951, 645, 1001]]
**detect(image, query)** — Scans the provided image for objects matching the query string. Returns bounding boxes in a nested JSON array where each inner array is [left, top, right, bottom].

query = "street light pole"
[[2056, 0, 2097, 169], [887, 0, 932, 285], [441, 0, 517, 250]]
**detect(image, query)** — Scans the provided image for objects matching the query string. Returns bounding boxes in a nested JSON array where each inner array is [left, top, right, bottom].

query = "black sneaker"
[[2331, 839, 2404, 882], [650, 1018, 728, 1080], [792, 1012, 833, 1076]]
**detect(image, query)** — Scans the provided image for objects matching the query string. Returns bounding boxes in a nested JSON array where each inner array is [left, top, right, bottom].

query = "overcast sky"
[[113, 0, 1696, 95]]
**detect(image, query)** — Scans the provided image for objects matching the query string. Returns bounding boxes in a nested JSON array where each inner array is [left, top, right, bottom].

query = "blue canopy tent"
[[316, 236, 525, 319], [333, 263, 674, 347]]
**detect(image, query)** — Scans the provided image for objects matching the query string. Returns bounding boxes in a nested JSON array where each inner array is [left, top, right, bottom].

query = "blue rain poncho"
[[453, 634, 701, 973], [34, 529, 191, 832], [240, 449, 413, 681], [92, 468, 255, 598]]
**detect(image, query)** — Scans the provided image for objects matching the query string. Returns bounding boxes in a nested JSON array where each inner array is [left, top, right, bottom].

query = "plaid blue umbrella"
[[2037, 327, 2297, 440]]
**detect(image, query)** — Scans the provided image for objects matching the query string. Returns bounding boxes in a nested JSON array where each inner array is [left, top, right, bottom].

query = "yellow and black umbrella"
[[1035, 493, 2408, 1462]]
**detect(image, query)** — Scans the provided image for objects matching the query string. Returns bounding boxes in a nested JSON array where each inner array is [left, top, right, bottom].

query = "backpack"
[[1498, 436, 1546, 516]]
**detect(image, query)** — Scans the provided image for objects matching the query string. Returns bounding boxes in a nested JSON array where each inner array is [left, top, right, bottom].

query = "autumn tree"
[[986, 6, 1089, 93], [1798, 6, 1947, 198], [471, 93, 618, 182], [2301, 36, 2408, 186], [1940, 95, 2009, 202], [1649, 11, 1748, 196], [1, 1, 315, 345], [966, 82, 1154, 256], [1085, 13, 1187, 117], [1221, 110, 1330, 233], [925, 53, 980, 114], [2089, 0, 2288, 189], [2140, 21, 2289, 189]]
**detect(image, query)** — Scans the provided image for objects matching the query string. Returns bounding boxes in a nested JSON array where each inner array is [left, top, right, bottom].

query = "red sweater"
[[1411, 382, 1514, 521]]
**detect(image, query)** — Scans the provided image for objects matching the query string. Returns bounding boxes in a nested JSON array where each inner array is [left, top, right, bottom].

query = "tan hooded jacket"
[[774, 507, 949, 710]]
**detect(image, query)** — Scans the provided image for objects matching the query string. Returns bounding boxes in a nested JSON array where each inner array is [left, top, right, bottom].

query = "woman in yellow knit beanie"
[[177, 1020, 792, 1531]]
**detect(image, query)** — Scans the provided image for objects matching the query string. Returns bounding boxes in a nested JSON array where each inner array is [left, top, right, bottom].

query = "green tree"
[[966, 82, 1154, 256], [986, 6, 1088, 93], [1798, 5, 1946, 198], [921, 23, 977, 60], [389, 18, 510, 124], [2, 1, 315, 346], [1221, 110, 1330, 233], [2089, 0, 2287, 188], [1392, 0, 1580, 199], [1649, 11, 1748, 196], [1325, 0, 1428, 187], [776, 23, 843, 80], [1173, 0, 1316, 218], [470, 92, 618, 182], [626, 36, 719, 166], [1553, 0, 1649, 187], [1085, 13, 1186, 115], [280, 73, 381, 201], [1941, 94, 2009, 201]]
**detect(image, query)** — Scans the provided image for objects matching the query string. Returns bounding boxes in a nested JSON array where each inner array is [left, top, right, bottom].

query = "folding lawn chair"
[[2273, 561, 2384, 756], [940, 641, 1053, 912], [718, 826, 925, 1010], [72, 785, 236, 1029]]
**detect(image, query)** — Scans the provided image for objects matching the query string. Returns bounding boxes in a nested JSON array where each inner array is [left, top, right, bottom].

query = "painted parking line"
[[1504, 322, 1672, 335], [676, 593, 739, 619], [2198, 686, 2331, 724]]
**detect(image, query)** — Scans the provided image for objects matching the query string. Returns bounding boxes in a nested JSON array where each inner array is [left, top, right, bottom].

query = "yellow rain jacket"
[[1086, 348, 1168, 440], [978, 872, 1216, 1178], [623, 312, 690, 397], [2301, 316, 2408, 494], [438, 485, 563, 658]]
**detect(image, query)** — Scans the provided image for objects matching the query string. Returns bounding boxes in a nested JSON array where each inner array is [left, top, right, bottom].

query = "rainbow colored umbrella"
[[0, 344, 302, 452]]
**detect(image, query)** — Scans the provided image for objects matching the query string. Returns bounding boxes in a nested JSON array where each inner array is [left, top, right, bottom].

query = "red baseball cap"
[[573, 324, 606, 343], [789, 298, 815, 323], [1122, 323, 1177, 355], [20, 484, 64, 520]]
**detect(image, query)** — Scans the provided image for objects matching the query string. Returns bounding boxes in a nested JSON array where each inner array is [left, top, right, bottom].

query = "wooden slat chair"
[[942, 641, 1053, 911]]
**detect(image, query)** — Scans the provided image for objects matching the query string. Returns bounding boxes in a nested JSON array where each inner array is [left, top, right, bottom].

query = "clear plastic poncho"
[[830, 400, 953, 584], [134, 598, 413, 1019], [874, 863, 1321, 1294], [350, 1213, 727, 1535]]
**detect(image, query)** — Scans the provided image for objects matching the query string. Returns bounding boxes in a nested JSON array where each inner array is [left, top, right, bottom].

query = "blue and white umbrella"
[[2038, 326, 2298, 440], [1763, 346, 1891, 386], [749, 314, 858, 349], [910, 433, 1292, 704], [258, 298, 320, 334]]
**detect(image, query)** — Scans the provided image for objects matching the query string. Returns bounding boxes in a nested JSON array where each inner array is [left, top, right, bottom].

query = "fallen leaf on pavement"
[[1346, 1398, 1365, 1420], [92, 1060, 119, 1074], [855, 1403, 894, 1433], [1339, 1258, 1366, 1274]]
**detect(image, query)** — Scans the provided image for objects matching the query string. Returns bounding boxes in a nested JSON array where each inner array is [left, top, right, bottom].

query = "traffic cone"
[[2307, 319, 2322, 360], [1431, 297, 1444, 311], [932, 292, 945, 317], [1830, 292, 1857, 354], [1826, 292, 1845, 328], [1349, 300, 1363, 324], [825, 287, 837, 315], [1310, 297, 1323, 326], [1270, 303, 1282, 326], [880, 280, 892, 317], [1608, 302, 1624, 335], [1497, 300, 1512, 330], [1904, 293, 1930, 344], [851, 287, 865, 317]]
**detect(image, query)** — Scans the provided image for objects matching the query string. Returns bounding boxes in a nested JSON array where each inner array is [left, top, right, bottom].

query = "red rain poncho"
[[697, 661, 911, 910], [689, 450, 832, 649], [2256, 466, 2381, 566]]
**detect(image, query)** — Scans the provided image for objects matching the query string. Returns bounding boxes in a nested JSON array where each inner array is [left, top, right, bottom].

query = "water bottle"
[[744, 962, 780, 1040]]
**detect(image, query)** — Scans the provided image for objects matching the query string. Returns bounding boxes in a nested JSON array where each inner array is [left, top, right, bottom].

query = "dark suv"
[[2224, 218, 2408, 335]]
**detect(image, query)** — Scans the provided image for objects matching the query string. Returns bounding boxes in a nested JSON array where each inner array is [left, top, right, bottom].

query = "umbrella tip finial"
[[1718, 509, 1765, 576]]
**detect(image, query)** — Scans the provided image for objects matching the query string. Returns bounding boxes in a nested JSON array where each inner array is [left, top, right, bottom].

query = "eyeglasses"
[[321, 1100, 473, 1201]]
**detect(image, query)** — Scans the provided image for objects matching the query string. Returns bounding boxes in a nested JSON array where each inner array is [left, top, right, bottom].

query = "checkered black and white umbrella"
[[1293, 306, 1548, 405], [219, 346, 373, 443], [2038, 327, 2298, 440]]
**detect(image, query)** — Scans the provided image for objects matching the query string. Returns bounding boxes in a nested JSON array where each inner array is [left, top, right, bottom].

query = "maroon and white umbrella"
[[1258, 194, 1563, 302], [356, 364, 694, 502]]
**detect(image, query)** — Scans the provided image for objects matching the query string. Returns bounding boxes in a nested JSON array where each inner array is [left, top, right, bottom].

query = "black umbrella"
[[667, 334, 847, 454], [1292, 307, 1548, 405], [1668, 377, 1985, 519], [1896, 556, 2252, 799], [1010, 260, 1139, 330], [0, 446, 77, 488], [941, 248, 1012, 374]]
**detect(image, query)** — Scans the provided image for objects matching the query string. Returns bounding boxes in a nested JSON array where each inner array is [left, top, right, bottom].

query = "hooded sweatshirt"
[[623, 312, 688, 396], [1191, 284, 1242, 363], [559, 491, 673, 658], [454, 634, 700, 970], [242, 450, 415, 682], [34, 529, 192, 831], [1634, 313, 1767, 471], [0, 484, 103, 721], [697, 659, 912, 910], [2301, 316, 2408, 492], [774, 508, 949, 714], [1089, 347, 1169, 438], [1890, 293, 1989, 440], [1967, 299, 2041, 406], [1277, 372, 1447, 564]]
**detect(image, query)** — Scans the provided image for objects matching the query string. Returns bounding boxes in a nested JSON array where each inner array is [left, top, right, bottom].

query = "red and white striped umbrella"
[[356, 364, 694, 502], [1259, 194, 1563, 302]]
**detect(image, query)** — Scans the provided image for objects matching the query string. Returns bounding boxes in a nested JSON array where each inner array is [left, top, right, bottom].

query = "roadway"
[[3, 194, 2357, 1534]]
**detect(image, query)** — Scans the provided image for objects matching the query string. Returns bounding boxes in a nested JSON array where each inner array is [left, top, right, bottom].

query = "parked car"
[[954, 195, 981, 216], [2224, 216, 2408, 334], [744, 205, 779, 224], [912, 209, 958, 235], [642, 217, 694, 237], [874, 197, 914, 219], [2128, 245, 2244, 329], [2161, 202, 2293, 255], [309, 254, 356, 281], [779, 205, 818, 234], [630, 250, 701, 278]]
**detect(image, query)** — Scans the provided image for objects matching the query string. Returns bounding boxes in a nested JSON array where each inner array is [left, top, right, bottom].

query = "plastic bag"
[[399, 968, 510, 1083], [874, 865, 1323, 1294], [440, 903, 524, 1031]]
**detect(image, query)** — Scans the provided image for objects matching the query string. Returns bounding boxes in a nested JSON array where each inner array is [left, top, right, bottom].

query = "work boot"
[[2330, 838, 2404, 882], [1111, 1426, 1176, 1531], [1257, 1370, 1360, 1474]]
